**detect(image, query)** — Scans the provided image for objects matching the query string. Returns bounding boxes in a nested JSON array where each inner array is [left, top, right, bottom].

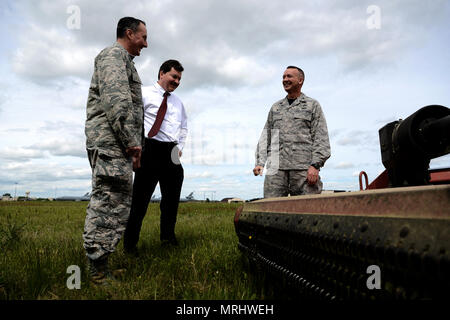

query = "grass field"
[[0, 201, 273, 300]]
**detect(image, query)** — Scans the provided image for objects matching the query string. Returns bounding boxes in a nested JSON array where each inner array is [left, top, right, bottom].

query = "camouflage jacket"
[[255, 93, 331, 170], [85, 42, 144, 156]]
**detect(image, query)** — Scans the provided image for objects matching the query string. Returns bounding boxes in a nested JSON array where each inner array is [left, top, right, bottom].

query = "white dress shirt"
[[142, 82, 188, 150]]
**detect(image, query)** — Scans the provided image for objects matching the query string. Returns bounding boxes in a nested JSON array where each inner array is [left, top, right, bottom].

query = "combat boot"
[[88, 257, 127, 285], [88, 257, 113, 285]]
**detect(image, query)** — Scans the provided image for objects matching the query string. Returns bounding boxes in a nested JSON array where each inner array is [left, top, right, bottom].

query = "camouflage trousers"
[[83, 148, 133, 261], [264, 169, 322, 198]]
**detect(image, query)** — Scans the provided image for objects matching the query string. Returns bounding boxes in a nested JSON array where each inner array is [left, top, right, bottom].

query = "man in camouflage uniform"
[[254, 66, 331, 198], [83, 17, 147, 284]]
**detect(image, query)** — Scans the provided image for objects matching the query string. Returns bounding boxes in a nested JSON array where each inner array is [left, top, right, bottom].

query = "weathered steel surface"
[[360, 168, 450, 190], [243, 185, 450, 218], [366, 170, 389, 190], [430, 168, 450, 184], [235, 185, 450, 300]]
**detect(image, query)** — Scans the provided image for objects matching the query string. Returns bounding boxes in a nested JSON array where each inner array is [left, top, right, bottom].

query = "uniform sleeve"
[[310, 101, 331, 167], [96, 49, 141, 149], [255, 108, 273, 167]]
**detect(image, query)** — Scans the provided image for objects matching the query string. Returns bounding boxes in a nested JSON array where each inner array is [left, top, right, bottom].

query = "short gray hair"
[[287, 66, 305, 81]]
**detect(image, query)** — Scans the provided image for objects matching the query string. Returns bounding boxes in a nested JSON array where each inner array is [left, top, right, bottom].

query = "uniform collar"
[[114, 41, 135, 61], [283, 93, 306, 107], [285, 92, 306, 102]]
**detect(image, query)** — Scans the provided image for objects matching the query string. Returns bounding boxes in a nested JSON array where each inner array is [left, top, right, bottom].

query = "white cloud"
[[0, 138, 86, 161], [12, 24, 99, 81], [12, 0, 449, 85], [352, 171, 363, 177], [185, 171, 214, 179], [217, 56, 277, 86], [0, 147, 46, 161], [334, 162, 355, 169], [29, 139, 86, 158], [334, 130, 377, 147], [39, 121, 84, 133], [0, 160, 92, 198]]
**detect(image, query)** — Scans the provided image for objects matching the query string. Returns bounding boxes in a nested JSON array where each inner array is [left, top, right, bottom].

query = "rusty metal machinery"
[[234, 186, 450, 300], [235, 105, 450, 300], [379, 104, 450, 187]]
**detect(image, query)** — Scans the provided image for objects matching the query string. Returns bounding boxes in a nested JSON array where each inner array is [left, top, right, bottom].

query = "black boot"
[[88, 256, 127, 285]]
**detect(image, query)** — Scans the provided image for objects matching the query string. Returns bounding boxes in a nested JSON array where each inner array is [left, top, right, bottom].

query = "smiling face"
[[158, 67, 182, 92], [127, 22, 148, 56], [282, 68, 303, 95]]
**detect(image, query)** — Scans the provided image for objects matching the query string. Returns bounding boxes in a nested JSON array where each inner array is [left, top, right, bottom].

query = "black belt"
[[145, 138, 177, 149]]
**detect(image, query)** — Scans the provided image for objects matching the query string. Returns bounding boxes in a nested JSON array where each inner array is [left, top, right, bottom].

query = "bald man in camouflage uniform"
[[84, 17, 147, 284], [254, 66, 331, 198]]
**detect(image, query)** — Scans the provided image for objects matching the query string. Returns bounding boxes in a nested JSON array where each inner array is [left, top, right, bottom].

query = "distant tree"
[[2, 193, 11, 197]]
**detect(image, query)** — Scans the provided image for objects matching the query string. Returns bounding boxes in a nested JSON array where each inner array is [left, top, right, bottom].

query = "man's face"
[[282, 68, 303, 93], [159, 68, 182, 92], [128, 23, 148, 56]]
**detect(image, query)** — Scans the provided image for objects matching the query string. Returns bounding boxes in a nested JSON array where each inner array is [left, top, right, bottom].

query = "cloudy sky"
[[0, 0, 449, 200]]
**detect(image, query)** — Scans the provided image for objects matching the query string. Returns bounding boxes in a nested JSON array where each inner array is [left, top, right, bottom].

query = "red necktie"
[[148, 91, 170, 138]]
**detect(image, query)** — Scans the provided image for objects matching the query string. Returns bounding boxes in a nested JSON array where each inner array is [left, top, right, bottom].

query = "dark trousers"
[[124, 138, 184, 249]]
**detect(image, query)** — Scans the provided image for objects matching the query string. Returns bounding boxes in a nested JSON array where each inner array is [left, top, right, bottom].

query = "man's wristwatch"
[[311, 163, 321, 170]]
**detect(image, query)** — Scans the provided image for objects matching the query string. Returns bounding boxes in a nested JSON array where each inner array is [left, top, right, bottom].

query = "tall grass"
[[0, 201, 272, 300]]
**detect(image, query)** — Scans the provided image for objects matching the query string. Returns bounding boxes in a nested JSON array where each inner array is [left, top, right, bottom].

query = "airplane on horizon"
[[150, 191, 198, 203], [55, 192, 91, 201]]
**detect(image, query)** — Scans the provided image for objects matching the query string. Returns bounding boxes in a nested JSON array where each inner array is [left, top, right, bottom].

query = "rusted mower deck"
[[234, 185, 450, 300]]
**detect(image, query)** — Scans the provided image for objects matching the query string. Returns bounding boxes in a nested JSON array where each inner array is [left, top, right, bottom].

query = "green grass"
[[0, 201, 272, 300]]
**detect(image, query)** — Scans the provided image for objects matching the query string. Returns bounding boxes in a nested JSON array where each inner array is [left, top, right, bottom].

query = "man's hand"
[[307, 165, 319, 185], [253, 165, 264, 176], [126, 146, 142, 171]]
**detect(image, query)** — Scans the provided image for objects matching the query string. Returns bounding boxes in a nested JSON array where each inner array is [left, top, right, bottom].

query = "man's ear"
[[125, 28, 134, 40]]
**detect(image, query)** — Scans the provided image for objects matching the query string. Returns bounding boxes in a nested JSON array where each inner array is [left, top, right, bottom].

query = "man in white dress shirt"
[[124, 60, 187, 251]]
